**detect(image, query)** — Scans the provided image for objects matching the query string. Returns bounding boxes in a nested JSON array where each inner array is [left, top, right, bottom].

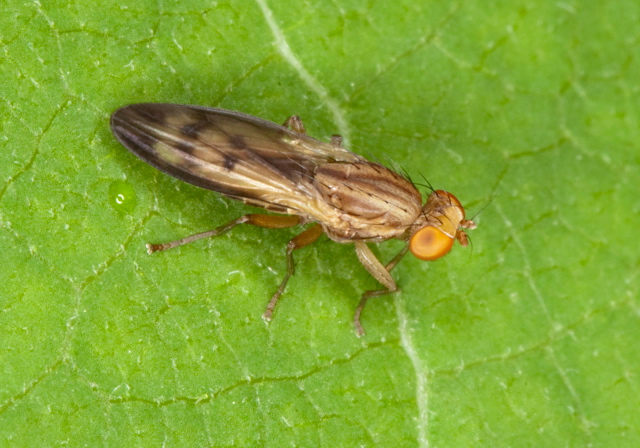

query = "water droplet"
[[109, 180, 137, 214]]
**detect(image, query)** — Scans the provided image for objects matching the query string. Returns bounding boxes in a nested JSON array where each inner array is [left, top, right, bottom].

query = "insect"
[[110, 103, 477, 336]]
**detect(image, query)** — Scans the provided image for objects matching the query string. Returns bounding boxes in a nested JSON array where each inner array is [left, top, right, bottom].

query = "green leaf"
[[2, 0, 639, 446]]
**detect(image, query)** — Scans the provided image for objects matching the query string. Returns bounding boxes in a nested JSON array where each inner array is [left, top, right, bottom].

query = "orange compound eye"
[[409, 226, 455, 261]]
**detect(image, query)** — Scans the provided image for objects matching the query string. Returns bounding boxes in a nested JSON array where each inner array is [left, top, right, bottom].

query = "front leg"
[[354, 241, 396, 291], [353, 241, 410, 336]]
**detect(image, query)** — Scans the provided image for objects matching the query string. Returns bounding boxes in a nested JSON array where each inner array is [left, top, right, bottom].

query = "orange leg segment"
[[146, 214, 301, 254], [263, 224, 324, 322]]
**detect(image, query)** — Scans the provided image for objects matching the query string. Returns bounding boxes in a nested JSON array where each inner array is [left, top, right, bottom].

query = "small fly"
[[110, 104, 477, 336]]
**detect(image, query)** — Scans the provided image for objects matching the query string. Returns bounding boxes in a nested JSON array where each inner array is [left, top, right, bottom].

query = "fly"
[[110, 103, 477, 336]]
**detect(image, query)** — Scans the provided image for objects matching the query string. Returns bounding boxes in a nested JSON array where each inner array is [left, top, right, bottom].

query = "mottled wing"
[[110, 103, 364, 214]]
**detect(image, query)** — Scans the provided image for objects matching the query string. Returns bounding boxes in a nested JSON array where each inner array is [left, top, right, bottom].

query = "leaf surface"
[[1, 0, 639, 446]]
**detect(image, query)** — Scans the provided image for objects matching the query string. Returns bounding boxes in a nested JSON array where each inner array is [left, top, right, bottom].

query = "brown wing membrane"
[[110, 103, 363, 214]]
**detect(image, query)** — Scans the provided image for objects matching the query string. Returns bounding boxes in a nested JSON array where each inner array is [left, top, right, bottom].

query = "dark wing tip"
[[110, 103, 180, 153], [110, 104, 135, 149], [110, 103, 169, 130]]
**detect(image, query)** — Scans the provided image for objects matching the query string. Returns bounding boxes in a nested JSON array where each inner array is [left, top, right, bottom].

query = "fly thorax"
[[314, 162, 422, 228]]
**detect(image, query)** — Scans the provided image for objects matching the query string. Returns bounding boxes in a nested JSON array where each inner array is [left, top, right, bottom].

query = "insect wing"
[[110, 103, 363, 214]]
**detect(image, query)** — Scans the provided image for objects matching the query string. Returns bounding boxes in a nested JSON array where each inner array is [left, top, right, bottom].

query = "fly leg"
[[353, 242, 410, 336], [263, 224, 324, 322], [146, 214, 302, 253], [282, 115, 306, 134], [330, 135, 343, 147], [283, 116, 344, 147]]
